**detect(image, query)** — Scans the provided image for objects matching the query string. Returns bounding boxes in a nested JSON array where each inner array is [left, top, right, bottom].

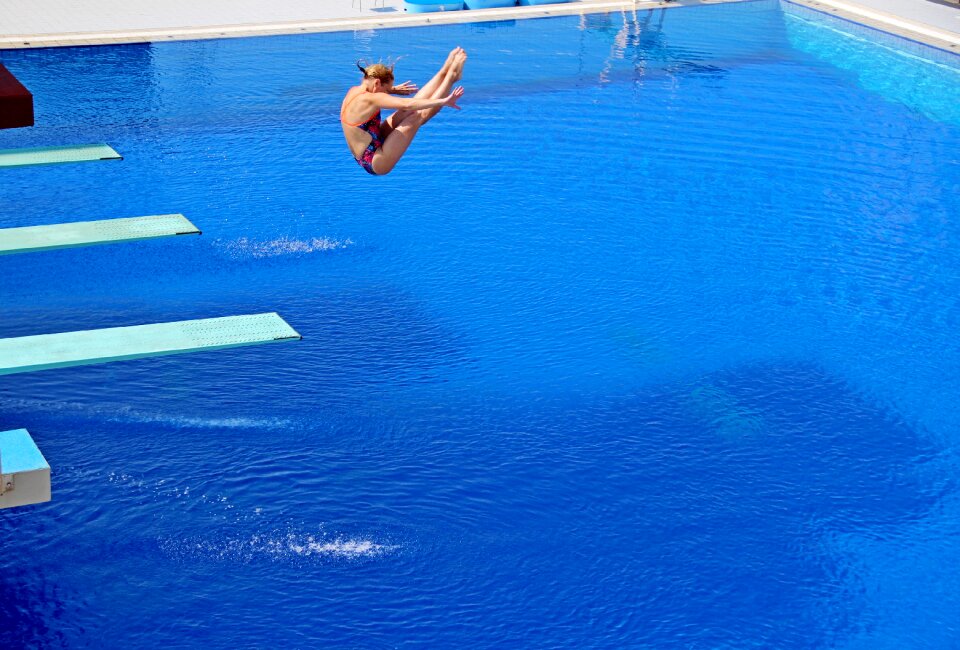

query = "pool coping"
[[785, 0, 960, 53], [0, 0, 733, 50], [0, 0, 956, 57]]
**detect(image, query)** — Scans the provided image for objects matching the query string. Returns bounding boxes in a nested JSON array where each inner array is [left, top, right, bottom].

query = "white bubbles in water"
[[217, 236, 353, 259], [0, 396, 292, 431], [161, 532, 393, 564], [261, 534, 388, 557], [106, 472, 394, 565]]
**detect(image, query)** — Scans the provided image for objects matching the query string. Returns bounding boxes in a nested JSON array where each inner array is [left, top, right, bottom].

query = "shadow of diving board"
[[0, 214, 200, 255], [0, 313, 301, 376], [0, 143, 121, 168]]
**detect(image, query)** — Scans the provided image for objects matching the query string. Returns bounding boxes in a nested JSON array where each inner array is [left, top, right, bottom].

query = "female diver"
[[340, 47, 466, 175]]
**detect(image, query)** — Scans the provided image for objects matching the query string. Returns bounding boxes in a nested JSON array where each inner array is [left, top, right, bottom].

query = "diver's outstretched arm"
[[365, 92, 459, 113]]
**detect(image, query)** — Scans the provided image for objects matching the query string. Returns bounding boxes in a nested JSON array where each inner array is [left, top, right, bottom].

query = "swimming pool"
[[1, 0, 959, 645]]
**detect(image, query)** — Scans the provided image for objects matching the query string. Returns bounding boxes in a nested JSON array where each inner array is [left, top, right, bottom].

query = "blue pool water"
[[2, 1, 960, 646]]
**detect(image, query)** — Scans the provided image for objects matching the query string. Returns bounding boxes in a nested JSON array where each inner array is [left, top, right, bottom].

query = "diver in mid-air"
[[340, 47, 467, 175]]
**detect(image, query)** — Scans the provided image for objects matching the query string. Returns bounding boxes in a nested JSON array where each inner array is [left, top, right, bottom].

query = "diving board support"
[[0, 429, 51, 510], [0, 143, 121, 168], [0, 214, 201, 255], [0, 313, 301, 376], [0, 63, 33, 129]]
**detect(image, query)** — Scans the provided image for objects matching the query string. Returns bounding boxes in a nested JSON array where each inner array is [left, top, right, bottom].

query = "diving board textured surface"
[[0, 143, 121, 168], [0, 429, 51, 509], [0, 313, 301, 375], [0, 214, 201, 255]]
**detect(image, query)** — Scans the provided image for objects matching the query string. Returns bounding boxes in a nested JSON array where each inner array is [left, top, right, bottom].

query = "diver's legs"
[[416, 49, 466, 123], [372, 111, 428, 175], [386, 47, 461, 130], [374, 51, 466, 175], [415, 47, 461, 99]]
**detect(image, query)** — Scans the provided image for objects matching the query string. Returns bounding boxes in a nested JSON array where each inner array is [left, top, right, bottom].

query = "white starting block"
[[0, 429, 51, 509]]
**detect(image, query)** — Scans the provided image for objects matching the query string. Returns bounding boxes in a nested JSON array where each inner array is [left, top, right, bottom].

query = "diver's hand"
[[444, 86, 464, 110], [392, 81, 418, 95]]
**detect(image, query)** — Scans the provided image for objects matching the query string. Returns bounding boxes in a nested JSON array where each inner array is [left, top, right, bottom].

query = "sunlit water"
[[1, 1, 959, 646]]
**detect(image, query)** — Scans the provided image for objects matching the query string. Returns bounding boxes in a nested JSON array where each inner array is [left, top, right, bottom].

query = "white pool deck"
[[0, 0, 957, 51]]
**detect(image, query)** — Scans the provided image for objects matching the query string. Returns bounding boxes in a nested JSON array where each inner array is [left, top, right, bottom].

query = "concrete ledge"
[[0, 0, 953, 59], [785, 0, 960, 52], [0, 0, 734, 49]]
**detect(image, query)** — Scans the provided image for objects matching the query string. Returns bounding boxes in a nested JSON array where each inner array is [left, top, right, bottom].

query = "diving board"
[[0, 313, 301, 376], [0, 429, 51, 510], [0, 214, 201, 255], [0, 143, 121, 168]]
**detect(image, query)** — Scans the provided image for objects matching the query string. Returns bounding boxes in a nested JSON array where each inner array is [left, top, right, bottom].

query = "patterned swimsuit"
[[341, 91, 382, 176]]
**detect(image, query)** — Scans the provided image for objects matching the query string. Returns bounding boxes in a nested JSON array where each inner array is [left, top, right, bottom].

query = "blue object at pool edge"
[[465, 0, 518, 9], [404, 0, 464, 12]]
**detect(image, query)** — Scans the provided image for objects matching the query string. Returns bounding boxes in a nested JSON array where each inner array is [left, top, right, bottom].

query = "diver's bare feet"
[[442, 47, 463, 74], [450, 50, 467, 82]]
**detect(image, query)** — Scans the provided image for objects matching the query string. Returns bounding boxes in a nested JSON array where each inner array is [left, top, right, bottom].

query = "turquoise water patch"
[[783, 1, 960, 126]]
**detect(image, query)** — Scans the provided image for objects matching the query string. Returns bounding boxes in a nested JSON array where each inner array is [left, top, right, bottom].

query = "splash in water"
[[160, 532, 394, 563], [216, 236, 354, 259]]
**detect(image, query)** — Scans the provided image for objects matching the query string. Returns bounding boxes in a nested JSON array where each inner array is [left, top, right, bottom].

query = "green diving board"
[[0, 143, 121, 168], [0, 214, 200, 255], [0, 313, 301, 376], [0, 428, 51, 509]]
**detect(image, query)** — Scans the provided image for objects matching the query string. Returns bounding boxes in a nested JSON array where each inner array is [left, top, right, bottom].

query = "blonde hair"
[[358, 61, 394, 84]]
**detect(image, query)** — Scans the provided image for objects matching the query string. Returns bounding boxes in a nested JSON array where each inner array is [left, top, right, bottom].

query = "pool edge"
[[0, 0, 742, 49], [0, 0, 955, 60], [783, 0, 960, 54]]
